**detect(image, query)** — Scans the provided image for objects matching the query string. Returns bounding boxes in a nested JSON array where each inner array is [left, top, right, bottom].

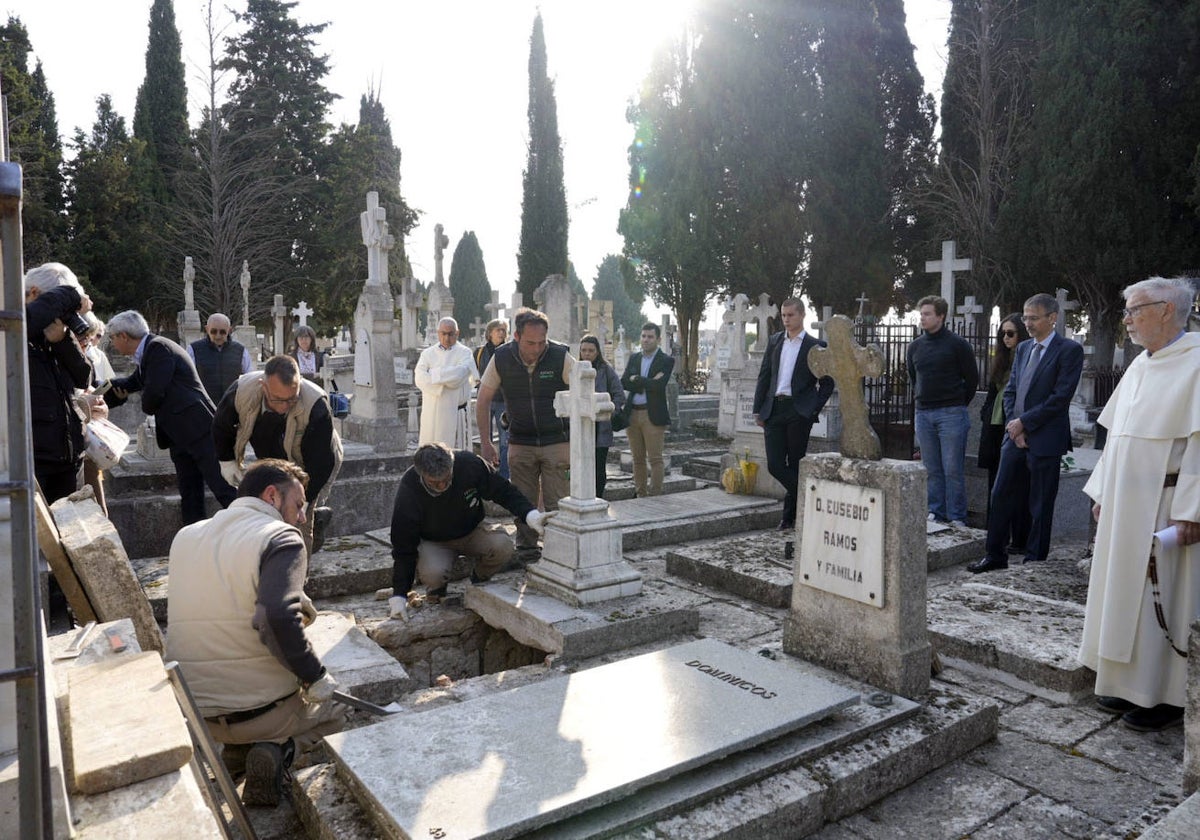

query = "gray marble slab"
[[324, 638, 858, 839]]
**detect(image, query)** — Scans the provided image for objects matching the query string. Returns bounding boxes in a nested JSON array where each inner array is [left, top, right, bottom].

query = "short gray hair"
[[107, 310, 150, 339], [413, 443, 454, 479], [25, 262, 81, 294], [1123, 276, 1195, 330], [1024, 292, 1058, 315]]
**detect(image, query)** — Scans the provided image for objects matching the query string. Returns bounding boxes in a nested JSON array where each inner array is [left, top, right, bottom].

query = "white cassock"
[[1078, 332, 1200, 707], [415, 342, 477, 448]]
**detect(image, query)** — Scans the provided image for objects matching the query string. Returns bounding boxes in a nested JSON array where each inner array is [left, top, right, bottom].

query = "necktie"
[[1014, 343, 1043, 415]]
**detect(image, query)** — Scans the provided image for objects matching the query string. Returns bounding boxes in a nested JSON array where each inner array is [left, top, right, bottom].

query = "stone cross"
[[360, 191, 395, 288], [855, 292, 870, 323], [485, 290, 505, 324], [292, 300, 313, 327], [554, 360, 613, 501], [183, 257, 195, 311], [511, 291, 525, 318], [595, 315, 611, 353], [1054, 287, 1079, 337], [239, 260, 251, 326], [810, 305, 833, 340], [722, 294, 753, 369], [433, 223, 449, 287], [807, 314, 885, 461], [614, 325, 628, 371], [577, 296, 589, 337], [271, 294, 289, 354], [749, 293, 777, 352], [955, 295, 984, 335], [925, 240, 972, 304], [469, 316, 487, 346]]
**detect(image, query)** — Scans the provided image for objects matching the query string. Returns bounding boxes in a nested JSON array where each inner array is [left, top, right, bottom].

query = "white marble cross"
[[554, 360, 614, 501], [749, 293, 777, 352], [722, 294, 753, 369], [469, 316, 487, 346], [956, 295, 983, 333], [855, 292, 870, 323], [360, 191, 395, 288], [1054, 287, 1079, 337], [925, 240, 972, 304], [271, 294, 289, 354], [810, 305, 833, 341], [292, 300, 313, 327]]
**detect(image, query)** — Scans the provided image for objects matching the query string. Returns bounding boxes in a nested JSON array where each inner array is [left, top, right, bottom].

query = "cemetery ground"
[[33, 429, 1198, 840]]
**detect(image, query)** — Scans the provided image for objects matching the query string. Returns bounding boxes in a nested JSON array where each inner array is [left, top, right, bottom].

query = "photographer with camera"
[[25, 263, 106, 504]]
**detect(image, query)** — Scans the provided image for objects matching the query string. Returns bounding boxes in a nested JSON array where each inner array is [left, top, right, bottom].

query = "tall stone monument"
[[533, 274, 576, 344], [271, 294, 289, 355], [232, 260, 258, 352], [176, 257, 203, 345], [343, 192, 405, 451], [783, 315, 930, 699], [717, 294, 753, 437], [424, 224, 455, 346]]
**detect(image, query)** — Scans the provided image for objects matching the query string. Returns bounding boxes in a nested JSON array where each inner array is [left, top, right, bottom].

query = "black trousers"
[[985, 440, 1060, 564], [762, 397, 814, 524], [171, 434, 237, 525]]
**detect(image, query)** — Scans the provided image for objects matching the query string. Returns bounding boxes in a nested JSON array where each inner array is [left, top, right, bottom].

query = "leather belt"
[[205, 694, 290, 726], [774, 394, 792, 401], [1164, 473, 1178, 488]]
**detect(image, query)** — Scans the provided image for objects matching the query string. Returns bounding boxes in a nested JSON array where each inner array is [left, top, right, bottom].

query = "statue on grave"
[[239, 260, 251, 326], [183, 257, 195, 311], [433, 223, 450, 287]]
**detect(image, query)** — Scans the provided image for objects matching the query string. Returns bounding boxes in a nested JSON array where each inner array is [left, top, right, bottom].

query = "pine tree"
[[591, 254, 647, 341], [516, 13, 569, 305], [449, 231, 491, 331]]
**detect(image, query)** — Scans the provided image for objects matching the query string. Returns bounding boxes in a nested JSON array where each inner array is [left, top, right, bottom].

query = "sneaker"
[[1121, 703, 1184, 732], [242, 741, 287, 807], [926, 513, 937, 522], [949, 520, 967, 528], [1095, 695, 1137, 715]]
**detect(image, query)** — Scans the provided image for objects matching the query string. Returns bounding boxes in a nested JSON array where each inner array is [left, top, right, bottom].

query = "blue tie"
[[1014, 343, 1043, 415]]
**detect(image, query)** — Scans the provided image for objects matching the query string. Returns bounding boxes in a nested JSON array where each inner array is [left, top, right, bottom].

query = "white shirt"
[[775, 331, 806, 397]]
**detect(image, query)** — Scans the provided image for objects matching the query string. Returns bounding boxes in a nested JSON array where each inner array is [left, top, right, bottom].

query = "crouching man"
[[388, 443, 555, 619], [165, 459, 345, 806]]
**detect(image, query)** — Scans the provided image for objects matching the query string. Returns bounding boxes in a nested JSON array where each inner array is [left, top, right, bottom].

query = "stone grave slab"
[[306, 535, 395, 599], [307, 611, 413, 704], [465, 577, 702, 659], [927, 524, 987, 570], [325, 638, 859, 840], [608, 487, 780, 550], [665, 533, 795, 607]]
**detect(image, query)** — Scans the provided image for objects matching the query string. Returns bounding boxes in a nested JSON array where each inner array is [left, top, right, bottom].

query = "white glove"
[[299, 593, 318, 627], [525, 509, 558, 535], [302, 671, 338, 704], [388, 595, 410, 622], [220, 460, 244, 487]]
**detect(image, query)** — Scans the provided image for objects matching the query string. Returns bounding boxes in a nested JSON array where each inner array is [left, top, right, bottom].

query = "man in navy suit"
[[968, 293, 1084, 573], [752, 299, 835, 529], [106, 310, 237, 525], [621, 323, 676, 496]]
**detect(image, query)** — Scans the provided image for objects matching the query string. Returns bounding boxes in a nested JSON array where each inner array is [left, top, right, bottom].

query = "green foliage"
[[449, 231, 491, 331], [591, 254, 647, 340], [132, 0, 191, 194], [516, 13, 569, 304], [0, 17, 67, 266]]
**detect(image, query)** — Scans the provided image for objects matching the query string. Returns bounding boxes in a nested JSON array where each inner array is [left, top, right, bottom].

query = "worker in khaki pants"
[[621, 323, 675, 496]]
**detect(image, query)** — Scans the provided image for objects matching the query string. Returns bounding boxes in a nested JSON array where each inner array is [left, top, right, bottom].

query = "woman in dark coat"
[[978, 313, 1030, 550], [578, 335, 625, 499], [290, 325, 326, 383]]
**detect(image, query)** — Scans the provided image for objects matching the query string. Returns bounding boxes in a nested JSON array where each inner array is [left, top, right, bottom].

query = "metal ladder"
[[0, 160, 52, 836]]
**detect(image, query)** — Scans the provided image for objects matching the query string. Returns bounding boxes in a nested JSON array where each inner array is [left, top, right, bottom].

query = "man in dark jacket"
[[906, 295, 980, 527], [752, 299, 835, 529], [105, 310, 236, 524], [187, 312, 253, 402], [388, 443, 552, 619], [474, 318, 510, 478], [621, 323, 675, 496]]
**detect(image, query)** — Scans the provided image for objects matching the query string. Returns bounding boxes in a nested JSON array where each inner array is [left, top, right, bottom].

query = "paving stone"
[[965, 730, 1162, 824], [695, 599, 783, 645], [1136, 791, 1200, 839], [934, 667, 1033, 708], [969, 793, 1108, 840], [999, 698, 1110, 746], [1074, 721, 1186, 789], [70, 767, 222, 839]]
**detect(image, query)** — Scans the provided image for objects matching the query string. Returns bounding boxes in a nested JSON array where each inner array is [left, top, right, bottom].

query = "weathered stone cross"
[[749, 293, 777, 352], [1054, 287, 1079, 337], [854, 292, 870, 323], [722, 294, 753, 369], [809, 305, 833, 341], [554, 360, 614, 501], [808, 314, 885, 461], [239, 260, 251, 326], [360, 191, 394, 288], [485, 290, 505, 323], [271, 294, 289, 355], [925, 240, 971, 304], [292, 300, 313, 327], [956, 295, 983, 334], [469, 316, 487, 346]]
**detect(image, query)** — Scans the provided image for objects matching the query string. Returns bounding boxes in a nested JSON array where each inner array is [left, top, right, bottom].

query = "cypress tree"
[[516, 13, 569, 305], [591, 254, 647, 341], [132, 0, 190, 193], [449, 231, 491, 331]]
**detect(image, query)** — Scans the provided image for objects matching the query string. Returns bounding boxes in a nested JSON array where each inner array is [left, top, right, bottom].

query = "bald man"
[[189, 313, 254, 402]]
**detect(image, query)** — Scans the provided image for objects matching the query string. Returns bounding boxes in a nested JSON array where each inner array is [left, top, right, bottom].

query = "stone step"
[[682, 455, 723, 483]]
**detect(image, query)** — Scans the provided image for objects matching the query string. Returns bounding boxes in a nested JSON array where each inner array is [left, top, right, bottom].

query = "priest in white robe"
[[415, 317, 477, 448], [1078, 276, 1200, 732]]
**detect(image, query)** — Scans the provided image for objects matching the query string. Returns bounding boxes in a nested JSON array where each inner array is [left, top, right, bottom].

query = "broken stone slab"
[[608, 487, 781, 551], [666, 534, 794, 607], [307, 611, 413, 705], [293, 764, 379, 840], [51, 494, 163, 654], [130, 556, 168, 623], [465, 575, 702, 659], [65, 651, 192, 795], [325, 639, 859, 840], [926, 524, 988, 570], [929, 580, 1094, 702]]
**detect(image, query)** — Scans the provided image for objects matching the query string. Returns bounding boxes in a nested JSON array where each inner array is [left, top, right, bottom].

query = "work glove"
[[525, 509, 558, 536], [388, 595, 410, 622], [302, 670, 338, 704], [299, 592, 318, 627], [220, 460, 244, 487]]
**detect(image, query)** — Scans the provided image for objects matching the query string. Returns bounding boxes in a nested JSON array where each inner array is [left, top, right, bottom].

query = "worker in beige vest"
[[212, 355, 343, 553]]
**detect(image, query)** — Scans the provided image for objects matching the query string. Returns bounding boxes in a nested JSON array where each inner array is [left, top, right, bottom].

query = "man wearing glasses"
[[187, 313, 254, 402], [212, 355, 343, 553], [968, 293, 1083, 573], [105, 310, 237, 524]]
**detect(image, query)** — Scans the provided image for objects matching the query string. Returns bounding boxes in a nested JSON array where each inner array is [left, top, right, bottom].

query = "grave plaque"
[[325, 638, 857, 840], [798, 478, 884, 608], [735, 390, 759, 434]]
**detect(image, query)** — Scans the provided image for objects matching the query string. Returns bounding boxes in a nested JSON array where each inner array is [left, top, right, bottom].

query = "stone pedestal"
[[526, 497, 642, 605], [232, 325, 258, 362], [176, 310, 203, 347], [135, 420, 171, 461], [783, 453, 930, 699], [343, 285, 406, 452]]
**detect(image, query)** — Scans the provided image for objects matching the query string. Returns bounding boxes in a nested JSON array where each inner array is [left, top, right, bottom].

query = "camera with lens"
[[64, 311, 92, 338]]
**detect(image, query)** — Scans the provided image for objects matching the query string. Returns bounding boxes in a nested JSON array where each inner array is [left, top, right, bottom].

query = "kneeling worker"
[[388, 443, 555, 620], [166, 459, 344, 806]]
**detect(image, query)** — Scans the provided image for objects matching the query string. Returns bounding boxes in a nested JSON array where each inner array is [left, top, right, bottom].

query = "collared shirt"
[[1147, 330, 1188, 357], [132, 334, 150, 367], [186, 339, 254, 373], [633, 349, 659, 405], [1024, 333, 1054, 379], [775, 331, 807, 397]]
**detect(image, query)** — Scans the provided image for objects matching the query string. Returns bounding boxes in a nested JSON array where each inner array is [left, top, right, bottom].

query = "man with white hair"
[[187, 312, 253, 401], [105, 310, 236, 524], [414, 317, 477, 447], [1079, 276, 1200, 732]]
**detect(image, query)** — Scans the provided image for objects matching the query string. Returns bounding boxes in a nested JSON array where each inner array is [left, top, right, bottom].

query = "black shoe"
[[242, 741, 286, 806], [776, 519, 795, 531], [1121, 704, 1184, 732], [1095, 695, 1137, 715], [966, 556, 1008, 574], [221, 742, 251, 780], [312, 506, 333, 554]]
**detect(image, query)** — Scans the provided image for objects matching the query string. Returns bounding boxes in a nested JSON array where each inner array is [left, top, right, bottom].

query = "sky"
[[12, 0, 951, 327]]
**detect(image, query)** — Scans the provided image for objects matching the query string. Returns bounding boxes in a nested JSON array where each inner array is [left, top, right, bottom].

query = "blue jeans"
[[489, 401, 509, 479], [915, 405, 970, 522]]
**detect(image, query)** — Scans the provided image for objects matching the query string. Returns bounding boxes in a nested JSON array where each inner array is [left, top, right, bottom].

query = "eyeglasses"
[[209, 329, 228, 335], [263, 390, 300, 407], [1021, 313, 1052, 323], [1000, 330, 1017, 338], [1122, 300, 1168, 318]]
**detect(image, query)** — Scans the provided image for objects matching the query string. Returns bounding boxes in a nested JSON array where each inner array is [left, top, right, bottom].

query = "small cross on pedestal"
[[748, 293, 777, 352], [469, 316, 487, 346], [292, 300, 313, 327], [1054, 288, 1079, 337], [271, 294, 289, 355], [554, 360, 614, 502], [808, 315, 885, 460], [722, 294, 753, 368], [854, 292, 870, 324], [925, 240, 972, 304]]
